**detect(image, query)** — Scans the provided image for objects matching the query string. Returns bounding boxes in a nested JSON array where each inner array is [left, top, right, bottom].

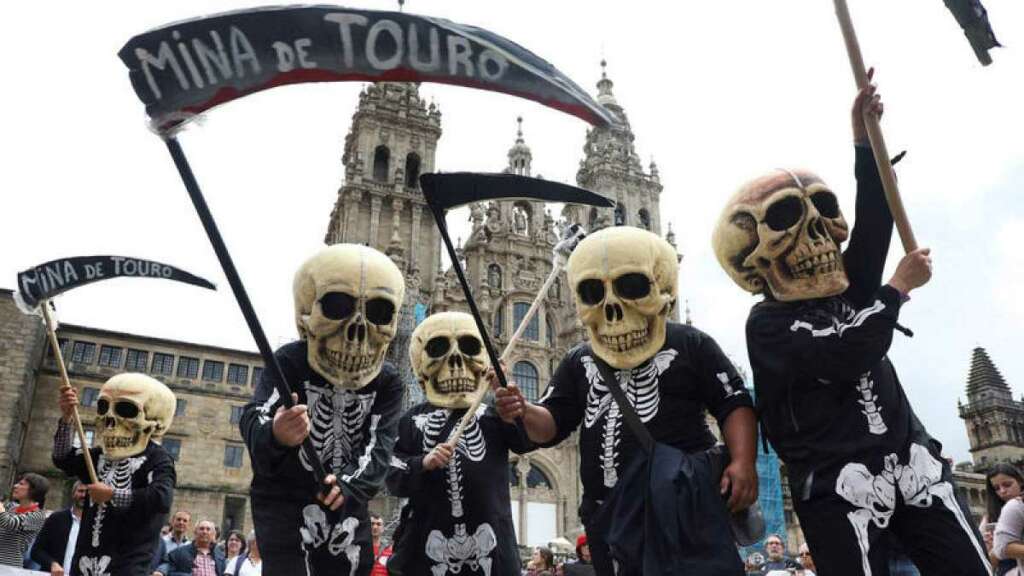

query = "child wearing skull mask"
[[239, 244, 405, 576], [496, 226, 759, 576], [385, 312, 532, 576], [712, 73, 987, 576], [53, 373, 177, 576]]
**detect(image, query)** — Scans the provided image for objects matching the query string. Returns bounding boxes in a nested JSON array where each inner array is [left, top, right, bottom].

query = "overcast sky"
[[2, 1, 1021, 463]]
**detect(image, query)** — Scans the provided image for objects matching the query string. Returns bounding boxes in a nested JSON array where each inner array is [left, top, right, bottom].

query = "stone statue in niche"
[[487, 264, 502, 290], [513, 206, 529, 236]]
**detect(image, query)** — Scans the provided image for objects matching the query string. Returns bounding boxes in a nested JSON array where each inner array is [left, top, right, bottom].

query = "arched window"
[[488, 264, 502, 290], [513, 302, 539, 341], [493, 307, 504, 338], [509, 461, 520, 487], [545, 314, 555, 346], [373, 145, 390, 182], [638, 208, 651, 230], [513, 361, 539, 401], [526, 464, 553, 489], [405, 153, 421, 188], [588, 207, 598, 230], [614, 203, 625, 226]]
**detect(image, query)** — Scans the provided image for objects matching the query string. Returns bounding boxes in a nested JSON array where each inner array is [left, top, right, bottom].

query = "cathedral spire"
[[506, 115, 532, 176], [966, 346, 1012, 399], [597, 59, 618, 107]]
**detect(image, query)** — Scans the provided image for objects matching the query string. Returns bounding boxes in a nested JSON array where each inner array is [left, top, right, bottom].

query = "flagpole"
[[163, 136, 328, 486], [833, 0, 918, 254], [40, 301, 99, 484]]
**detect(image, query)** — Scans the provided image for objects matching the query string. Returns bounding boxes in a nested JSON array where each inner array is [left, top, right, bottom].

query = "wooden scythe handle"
[[41, 301, 99, 484], [834, 0, 918, 254]]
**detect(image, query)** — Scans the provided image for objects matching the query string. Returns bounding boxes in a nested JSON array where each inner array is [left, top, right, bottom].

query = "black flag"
[[943, 0, 1001, 65], [16, 255, 216, 310]]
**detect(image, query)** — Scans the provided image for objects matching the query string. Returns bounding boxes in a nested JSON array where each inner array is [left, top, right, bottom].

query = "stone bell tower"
[[563, 60, 664, 235], [324, 82, 443, 303], [561, 61, 681, 321], [959, 346, 1024, 469]]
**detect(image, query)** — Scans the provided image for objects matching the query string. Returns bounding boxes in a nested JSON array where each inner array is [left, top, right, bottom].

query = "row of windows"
[[71, 430, 246, 468], [80, 387, 244, 424], [492, 302, 556, 347], [58, 339, 263, 387]]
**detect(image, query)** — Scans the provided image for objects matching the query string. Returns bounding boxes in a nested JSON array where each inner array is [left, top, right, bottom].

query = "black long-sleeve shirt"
[[386, 403, 531, 576], [53, 422, 175, 576], [239, 340, 403, 505], [539, 323, 752, 503], [746, 145, 932, 489]]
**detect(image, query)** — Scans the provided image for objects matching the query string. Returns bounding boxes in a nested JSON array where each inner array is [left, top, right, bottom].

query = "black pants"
[[794, 442, 989, 576], [252, 495, 373, 576]]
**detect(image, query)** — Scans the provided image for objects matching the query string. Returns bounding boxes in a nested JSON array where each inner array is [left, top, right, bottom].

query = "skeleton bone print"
[[835, 443, 988, 576], [300, 505, 361, 576], [298, 381, 377, 473], [413, 406, 494, 575], [582, 350, 677, 487], [415, 406, 488, 517], [78, 554, 112, 576], [90, 454, 147, 547]]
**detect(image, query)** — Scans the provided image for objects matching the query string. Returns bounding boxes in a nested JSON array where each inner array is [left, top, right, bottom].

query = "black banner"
[[119, 6, 617, 131], [943, 0, 1001, 65], [16, 256, 216, 309]]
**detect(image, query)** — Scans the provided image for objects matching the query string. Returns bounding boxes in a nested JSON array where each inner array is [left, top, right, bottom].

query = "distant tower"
[[324, 82, 443, 302], [564, 60, 663, 236], [959, 346, 1024, 469], [324, 83, 443, 413], [561, 60, 680, 321], [508, 116, 532, 176]]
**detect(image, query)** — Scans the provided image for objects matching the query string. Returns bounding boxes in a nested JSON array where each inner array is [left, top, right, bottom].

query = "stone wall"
[[0, 290, 47, 491]]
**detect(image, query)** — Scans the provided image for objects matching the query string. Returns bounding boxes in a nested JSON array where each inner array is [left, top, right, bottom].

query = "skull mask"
[[95, 373, 176, 460], [410, 312, 489, 409], [567, 226, 678, 370], [294, 244, 405, 389], [712, 170, 850, 301]]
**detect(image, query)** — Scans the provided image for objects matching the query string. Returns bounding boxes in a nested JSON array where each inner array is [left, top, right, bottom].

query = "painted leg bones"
[[836, 443, 988, 576]]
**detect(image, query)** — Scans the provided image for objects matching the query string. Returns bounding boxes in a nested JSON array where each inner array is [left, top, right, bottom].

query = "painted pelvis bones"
[[835, 443, 986, 576], [426, 523, 497, 576], [300, 505, 361, 576]]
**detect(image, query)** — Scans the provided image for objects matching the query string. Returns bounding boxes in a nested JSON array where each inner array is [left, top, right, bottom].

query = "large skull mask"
[[95, 373, 176, 460], [294, 244, 405, 389], [712, 170, 850, 301], [410, 312, 489, 409], [568, 226, 678, 370]]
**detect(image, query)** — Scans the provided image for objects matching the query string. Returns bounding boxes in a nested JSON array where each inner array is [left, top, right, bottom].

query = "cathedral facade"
[[321, 66, 678, 544]]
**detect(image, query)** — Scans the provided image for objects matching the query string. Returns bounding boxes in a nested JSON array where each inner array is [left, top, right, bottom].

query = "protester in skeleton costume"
[[240, 244, 405, 576], [712, 75, 988, 576], [496, 226, 758, 575], [386, 312, 530, 576], [53, 373, 177, 576]]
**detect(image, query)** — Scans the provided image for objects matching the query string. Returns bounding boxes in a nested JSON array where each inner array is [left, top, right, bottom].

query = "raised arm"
[[842, 69, 895, 308], [495, 352, 582, 446]]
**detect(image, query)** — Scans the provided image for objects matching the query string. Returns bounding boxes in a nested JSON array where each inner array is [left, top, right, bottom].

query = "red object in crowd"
[[372, 542, 393, 576]]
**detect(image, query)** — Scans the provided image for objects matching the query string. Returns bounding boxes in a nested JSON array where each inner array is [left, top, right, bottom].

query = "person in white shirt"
[[225, 532, 261, 576]]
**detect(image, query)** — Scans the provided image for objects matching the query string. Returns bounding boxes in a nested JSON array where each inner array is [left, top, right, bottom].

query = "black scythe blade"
[[419, 172, 612, 393]]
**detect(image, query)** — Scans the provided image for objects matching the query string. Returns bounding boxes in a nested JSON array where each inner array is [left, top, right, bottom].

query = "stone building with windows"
[[0, 289, 263, 534]]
